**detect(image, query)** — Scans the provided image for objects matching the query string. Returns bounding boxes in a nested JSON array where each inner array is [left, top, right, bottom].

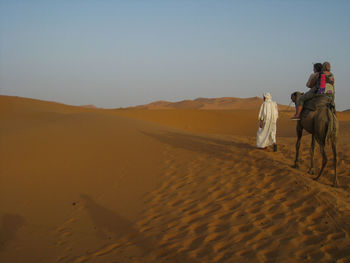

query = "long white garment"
[[256, 93, 279, 148]]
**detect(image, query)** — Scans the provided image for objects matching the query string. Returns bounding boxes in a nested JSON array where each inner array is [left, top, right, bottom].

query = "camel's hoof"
[[313, 177, 319, 181], [292, 164, 299, 169], [308, 169, 315, 175]]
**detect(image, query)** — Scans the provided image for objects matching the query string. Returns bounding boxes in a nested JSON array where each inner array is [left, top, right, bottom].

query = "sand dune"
[[130, 97, 292, 111], [1, 95, 350, 262]]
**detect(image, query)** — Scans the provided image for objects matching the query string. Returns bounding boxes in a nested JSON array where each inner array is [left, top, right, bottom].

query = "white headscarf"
[[259, 92, 278, 123], [263, 92, 272, 102]]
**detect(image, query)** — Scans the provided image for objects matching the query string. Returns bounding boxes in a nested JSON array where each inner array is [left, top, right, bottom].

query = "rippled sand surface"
[[1, 95, 350, 262]]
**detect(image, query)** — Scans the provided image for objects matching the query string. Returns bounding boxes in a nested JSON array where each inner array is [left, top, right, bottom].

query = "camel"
[[291, 92, 338, 186]]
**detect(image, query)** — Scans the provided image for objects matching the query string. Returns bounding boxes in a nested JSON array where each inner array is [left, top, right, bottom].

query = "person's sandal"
[[273, 144, 277, 152]]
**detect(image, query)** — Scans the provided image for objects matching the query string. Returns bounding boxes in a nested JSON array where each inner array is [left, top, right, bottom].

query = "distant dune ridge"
[[131, 96, 292, 111], [80, 104, 98, 108], [1, 94, 350, 262]]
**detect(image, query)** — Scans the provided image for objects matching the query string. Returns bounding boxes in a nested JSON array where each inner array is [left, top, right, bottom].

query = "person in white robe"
[[256, 93, 278, 151]]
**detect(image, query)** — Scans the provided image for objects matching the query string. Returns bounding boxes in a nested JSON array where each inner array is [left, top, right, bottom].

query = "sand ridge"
[[131, 132, 350, 262], [1, 95, 350, 262], [129, 96, 291, 111]]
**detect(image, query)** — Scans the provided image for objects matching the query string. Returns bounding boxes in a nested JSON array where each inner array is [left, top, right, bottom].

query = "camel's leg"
[[332, 139, 338, 187], [314, 143, 328, 181], [293, 124, 303, 168], [308, 135, 315, 175]]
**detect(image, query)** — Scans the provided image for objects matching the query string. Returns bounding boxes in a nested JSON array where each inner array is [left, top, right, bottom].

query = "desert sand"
[[1, 95, 350, 263]]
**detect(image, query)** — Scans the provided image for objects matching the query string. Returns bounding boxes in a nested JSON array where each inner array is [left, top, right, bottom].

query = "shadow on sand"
[[141, 131, 254, 160], [81, 194, 200, 263], [0, 214, 25, 251]]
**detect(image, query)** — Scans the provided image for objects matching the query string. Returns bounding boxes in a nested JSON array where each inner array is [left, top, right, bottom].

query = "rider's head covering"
[[323, 61, 331, 71], [313, 63, 323, 72]]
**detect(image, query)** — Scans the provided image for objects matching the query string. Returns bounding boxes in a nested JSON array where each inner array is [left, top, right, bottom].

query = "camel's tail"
[[326, 106, 338, 144]]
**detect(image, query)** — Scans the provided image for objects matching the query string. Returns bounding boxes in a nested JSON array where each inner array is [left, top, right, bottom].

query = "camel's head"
[[291, 92, 303, 104]]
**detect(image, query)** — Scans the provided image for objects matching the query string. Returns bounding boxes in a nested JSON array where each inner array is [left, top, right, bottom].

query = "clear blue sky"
[[1, 0, 349, 109]]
